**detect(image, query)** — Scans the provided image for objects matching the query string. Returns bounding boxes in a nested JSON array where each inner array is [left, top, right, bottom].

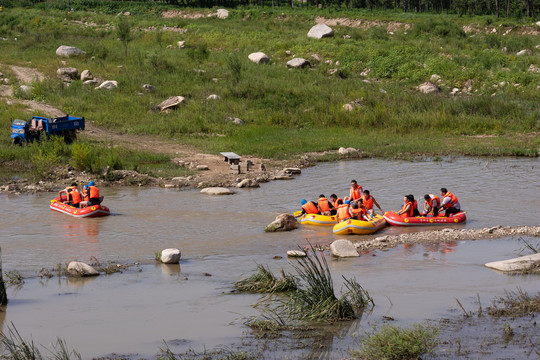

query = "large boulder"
[[248, 52, 270, 64], [484, 253, 540, 272], [330, 239, 359, 257], [265, 213, 298, 232], [56, 45, 86, 57], [236, 179, 260, 188], [95, 80, 118, 90], [307, 23, 334, 39], [157, 96, 186, 111], [287, 58, 310, 69], [67, 261, 99, 277], [160, 248, 181, 264], [80, 69, 94, 82], [200, 187, 235, 195], [216, 9, 229, 19], [417, 82, 441, 95]]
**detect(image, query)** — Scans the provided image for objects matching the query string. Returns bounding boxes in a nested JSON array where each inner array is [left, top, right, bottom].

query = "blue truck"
[[10, 115, 85, 145]]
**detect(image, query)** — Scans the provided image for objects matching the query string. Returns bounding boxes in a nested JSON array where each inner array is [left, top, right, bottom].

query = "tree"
[[116, 16, 133, 58]]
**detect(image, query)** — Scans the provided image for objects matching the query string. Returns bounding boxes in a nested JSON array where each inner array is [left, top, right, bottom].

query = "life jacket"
[[362, 195, 374, 210], [426, 194, 440, 208], [442, 191, 458, 208], [302, 201, 319, 214], [89, 186, 100, 200], [332, 198, 343, 208], [350, 207, 367, 219], [70, 190, 82, 205], [401, 200, 417, 217], [337, 204, 351, 221], [82, 189, 89, 201], [350, 185, 363, 201], [317, 197, 330, 213]]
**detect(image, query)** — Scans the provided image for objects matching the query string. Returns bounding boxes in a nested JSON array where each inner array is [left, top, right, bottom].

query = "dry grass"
[[487, 288, 540, 317]]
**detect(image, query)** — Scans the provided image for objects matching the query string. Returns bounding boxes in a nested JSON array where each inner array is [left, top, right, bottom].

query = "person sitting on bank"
[[398, 195, 419, 217], [300, 198, 319, 215], [337, 200, 352, 222], [350, 201, 371, 221], [317, 194, 334, 216], [423, 193, 440, 216], [361, 190, 383, 216], [86, 181, 102, 205], [438, 188, 461, 217], [349, 180, 363, 201]]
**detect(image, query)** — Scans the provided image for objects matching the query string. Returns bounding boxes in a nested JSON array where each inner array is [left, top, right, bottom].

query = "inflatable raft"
[[300, 213, 338, 226], [383, 211, 466, 226], [332, 215, 387, 235], [50, 197, 110, 218]]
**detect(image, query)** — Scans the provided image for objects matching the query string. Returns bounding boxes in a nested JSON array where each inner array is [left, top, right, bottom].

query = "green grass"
[[1, 6, 539, 181], [234, 264, 297, 293]]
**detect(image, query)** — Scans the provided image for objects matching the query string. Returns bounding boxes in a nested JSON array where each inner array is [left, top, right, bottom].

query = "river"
[[0, 157, 539, 358]]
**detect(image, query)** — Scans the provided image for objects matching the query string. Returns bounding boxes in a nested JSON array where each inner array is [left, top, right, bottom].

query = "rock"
[[417, 82, 441, 94], [516, 49, 530, 56], [156, 96, 185, 111], [484, 253, 540, 272], [160, 248, 181, 264], [338, 147, 358, 156], [67, 261, 99, 277], [451, 88, 460, 96], [207, 94, 221, 100], [287, 250, 307, 257], [343, 103, 354, 111], [361, 68, 371, 77], [57, 67, 79, 79], [236, 179, 260, 188], [95, 80, 118, 90], [311, 54, 321, 62], [283, 168, 301, 175], [536, 21, 540, 27], [330, 239, 359, 257], [216, 9, 229, 19], [19, 85, 33, 96], [200, 187, 235, 195], [265, 213, 298, 232], [56, 45, 86, 57], [286, 58, 310, 69], [177, 41, 185, 48], [172, 176, 189, 181], [307, 23, 334, 39], [80, 69, 93, 81], [273, 175, 293, 180], [528, 64, 540, 73], [248, 52, 270, 64], [83, 79, 98, 85], [225, 117, 245, 126], [143, 84, 156, 92], [430, 74, 441, 82], [196, 165, 209, 171]]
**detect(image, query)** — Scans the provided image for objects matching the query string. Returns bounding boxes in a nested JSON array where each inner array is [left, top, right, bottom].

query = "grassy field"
[[1, 3, 539, 180]]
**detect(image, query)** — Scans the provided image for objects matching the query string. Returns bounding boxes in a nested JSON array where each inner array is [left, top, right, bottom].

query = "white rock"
[[67, 261, 99, 276], [484, 253, 540, 272], [417, 82, 441, 94], [143, 84, 156, 92], [57, 67, 79, 79], [287, 250, 307, 257], [156, 96, 185, 111], [248, 52, 270, 64], [516, 49, 530, 56], [95, 80, 118, 90], [528, 64, 540, 73], [283, 168, 301, 175], [207, 94, 221, 100], [236, 179, 259, 188], [177, 41, 185, 48], [200, 187, 235, 195], [80, 69, 93, 81], [307, 23, 334, 39], [56, 45, 86, 57], [83, 79, 98, 85], [338, 147, 358, 155], [343, 103, 355, 111], [330, 239, 359, 257], [196, 165, 209, 171], [19, 85, 33, 96], [225, 117, 245, 126], [430, 74, 441, 82], [286, 58, 310, 69], [536, 21, 540, 27], [160, 248, 181, 264], [216, 9, 229, 19]]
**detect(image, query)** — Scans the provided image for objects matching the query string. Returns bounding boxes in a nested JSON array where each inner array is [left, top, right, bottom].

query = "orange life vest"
[[332, 198, 343, 208], [362, 195, 374, 210], [89, 186, 100, 200], [317, 197, 330, 213], [350, 185, 363, 201], [442, 191, 458, 208], [82, 189, 89, 201], [350, 207, 367, 219], [70, 189, 82, 205], [426, 194, 440, 208], [302, 201, 319, 214], [401, 200, 417, 217], [337, 204, 351, 221]]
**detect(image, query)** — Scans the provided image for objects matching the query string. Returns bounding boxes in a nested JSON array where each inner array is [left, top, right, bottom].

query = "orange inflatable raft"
[[50, 197, 110, 218], [383, 211, 466, 226]]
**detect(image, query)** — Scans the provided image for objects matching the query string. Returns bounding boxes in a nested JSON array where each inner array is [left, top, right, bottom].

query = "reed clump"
[[487, 288, 540, 317], [234, 265, 297, 293]]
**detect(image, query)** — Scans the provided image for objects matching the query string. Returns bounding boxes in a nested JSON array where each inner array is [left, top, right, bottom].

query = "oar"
[[293, 210, 303, 218]]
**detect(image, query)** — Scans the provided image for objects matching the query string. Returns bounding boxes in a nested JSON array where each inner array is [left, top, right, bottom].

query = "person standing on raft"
[[349, 180, 363, 201], [438, 188, 461, 217]]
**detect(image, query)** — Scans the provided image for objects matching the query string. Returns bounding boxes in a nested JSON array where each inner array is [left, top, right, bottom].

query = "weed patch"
[[487, 288, 540, 317], [234, 264, 297, 293]]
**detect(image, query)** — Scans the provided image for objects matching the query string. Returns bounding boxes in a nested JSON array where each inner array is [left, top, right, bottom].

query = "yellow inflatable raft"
[[332, 215, 387, 235], [300, 213, 338, 226]]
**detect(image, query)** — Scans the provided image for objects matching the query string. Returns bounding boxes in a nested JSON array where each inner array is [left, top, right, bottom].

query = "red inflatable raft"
[[383, 211, 466, 226], [50, 197, 110, 218]]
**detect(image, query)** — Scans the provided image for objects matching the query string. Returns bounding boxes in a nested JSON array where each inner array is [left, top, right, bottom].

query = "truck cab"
[[10, 119, 29, 145]]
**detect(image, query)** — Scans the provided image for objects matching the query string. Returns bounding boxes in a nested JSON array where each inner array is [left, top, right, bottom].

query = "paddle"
[[293, 210, 303, 218]]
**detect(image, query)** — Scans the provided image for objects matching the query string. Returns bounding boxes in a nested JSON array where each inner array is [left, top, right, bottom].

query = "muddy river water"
[[1, 157, 539, 358]]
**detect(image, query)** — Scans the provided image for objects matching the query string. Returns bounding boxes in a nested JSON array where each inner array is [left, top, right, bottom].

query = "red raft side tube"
[[50, 197, 110, 218], [383, 211, 466, 226]]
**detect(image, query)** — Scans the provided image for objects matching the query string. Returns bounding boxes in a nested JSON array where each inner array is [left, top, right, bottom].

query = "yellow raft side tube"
[[300, 213, 338, 226], [332, 214, 387, 235]]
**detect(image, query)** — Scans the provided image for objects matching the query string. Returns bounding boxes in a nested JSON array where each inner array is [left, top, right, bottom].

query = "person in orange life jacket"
[[439, 188, 461, 217], [350, 201, 371, 221], [349, 180, 363, 201], [59, 182, 77, 202], [398, 195, 419, 217], [361, 190, 383, 216], [329, 194, 342, 215], [66, 183, 82, 208], [300, 198, 319, 215], [337, 200, 352, 222], [79, 185, 90, 208], [317, 194, 334, 216], [86, 181, 102, 206], [423, 193, 440, 216]]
